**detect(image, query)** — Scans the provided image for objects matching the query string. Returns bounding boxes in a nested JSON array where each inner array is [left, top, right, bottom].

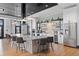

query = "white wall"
[[5, 18, 12, 35], [0, 4, 15, 15], [63, 6, 77, 23], [77, 4, 79, 46], [0, 17, 10, 37]]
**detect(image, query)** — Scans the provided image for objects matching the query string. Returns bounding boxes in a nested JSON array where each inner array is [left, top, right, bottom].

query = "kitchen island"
[[23, 35, 49, 53]]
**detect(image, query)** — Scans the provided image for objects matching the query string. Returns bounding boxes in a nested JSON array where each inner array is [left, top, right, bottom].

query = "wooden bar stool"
[[6, 34, 11, 46]]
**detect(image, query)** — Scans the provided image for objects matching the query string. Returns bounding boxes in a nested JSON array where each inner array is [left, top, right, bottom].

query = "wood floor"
[[1, 39, 79, 56]]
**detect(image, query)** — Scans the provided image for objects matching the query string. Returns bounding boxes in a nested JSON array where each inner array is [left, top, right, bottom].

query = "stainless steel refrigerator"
[[63, 23, 77, 47]]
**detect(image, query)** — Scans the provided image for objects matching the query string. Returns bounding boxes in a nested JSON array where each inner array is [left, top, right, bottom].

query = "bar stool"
[[37, 38, 48, 55], [47, 37, 54, 50], [8, 35, 11, 42], [16, 37, 26, 52], [6, 34, 9, 44], [6, 34, 11, 46], [11, 36, 17, 48], [6, 34, 10, 40]]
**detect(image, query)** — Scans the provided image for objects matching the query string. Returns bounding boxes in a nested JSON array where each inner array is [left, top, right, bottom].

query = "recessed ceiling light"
[[45, 4, 48, 7]]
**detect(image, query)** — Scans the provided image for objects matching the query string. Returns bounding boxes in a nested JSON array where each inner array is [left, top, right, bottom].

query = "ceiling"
[[27, 3, 77, 21], [25, 3, 58, 16], [13, 3, 77, 20], [28, 4, 63, 20]]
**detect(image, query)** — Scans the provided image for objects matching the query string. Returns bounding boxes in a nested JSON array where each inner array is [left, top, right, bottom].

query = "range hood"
[[21, 3, 26, 19], [21, 3, 26, 24]]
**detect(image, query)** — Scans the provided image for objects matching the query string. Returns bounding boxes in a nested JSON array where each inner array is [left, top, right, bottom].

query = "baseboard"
[[64, 45, 77, 48]]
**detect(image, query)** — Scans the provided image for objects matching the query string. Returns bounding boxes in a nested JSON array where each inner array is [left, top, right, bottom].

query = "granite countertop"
[[31, 36, 48, 40], [11, 34, 53, 40], [23, 35, 48, 40]]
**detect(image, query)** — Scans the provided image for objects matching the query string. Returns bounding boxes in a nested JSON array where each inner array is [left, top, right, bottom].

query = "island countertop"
[[23, 34, 53, 40]]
